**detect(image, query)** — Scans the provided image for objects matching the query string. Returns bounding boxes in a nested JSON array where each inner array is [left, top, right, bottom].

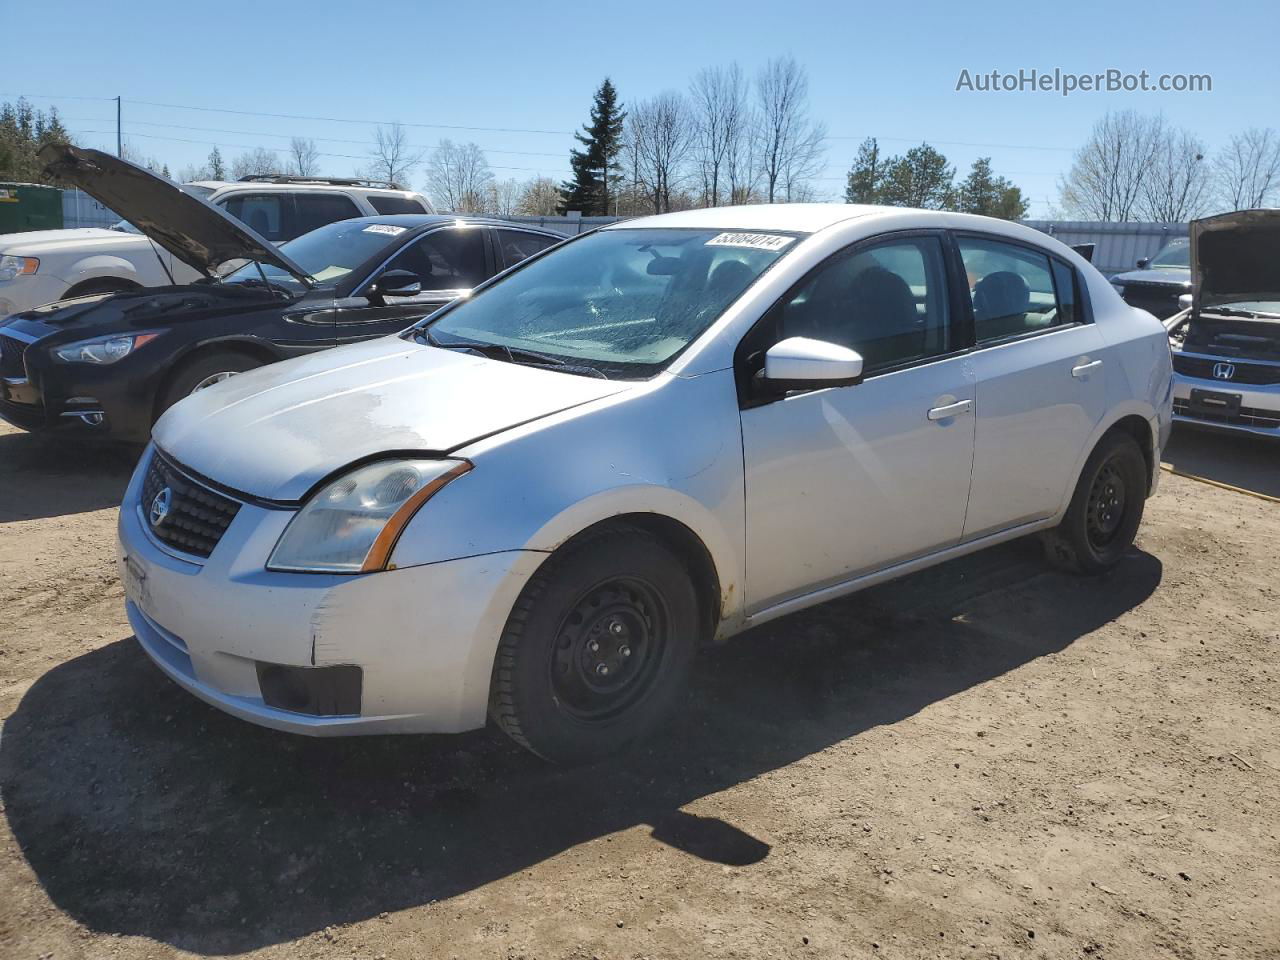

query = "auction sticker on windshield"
[[706, 232, 795, 251], [363, 224, 407, 236]]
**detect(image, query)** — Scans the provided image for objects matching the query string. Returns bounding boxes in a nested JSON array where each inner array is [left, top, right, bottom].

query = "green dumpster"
[[0, 182, 64, 235]]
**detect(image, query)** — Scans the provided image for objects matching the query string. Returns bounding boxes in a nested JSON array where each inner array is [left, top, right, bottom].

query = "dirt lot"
[[1, 419, 1277, 960]]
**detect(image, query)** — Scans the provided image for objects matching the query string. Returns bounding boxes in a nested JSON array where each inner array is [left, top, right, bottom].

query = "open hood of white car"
[[38, 143, 312, 284], [1191, 209, 1280, 310], [152, 337, 629, 501]]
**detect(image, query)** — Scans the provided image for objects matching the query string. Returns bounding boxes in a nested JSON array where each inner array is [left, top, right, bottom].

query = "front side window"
[[292, 193, 362, 237], [958, 237, 1064, 342], [384, 227, 486, 291], [771, 235, 951, 373], [222, 193, 289, 241], [422, 228, 794, 374]]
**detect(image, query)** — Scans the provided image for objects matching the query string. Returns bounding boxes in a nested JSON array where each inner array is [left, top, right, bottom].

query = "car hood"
[[153, 336, 630, 501], [0, 226, 149, 254], [38, 143, 311, 284], [1112, 267, 1190, 287], [1191, 209, 1280, 310]]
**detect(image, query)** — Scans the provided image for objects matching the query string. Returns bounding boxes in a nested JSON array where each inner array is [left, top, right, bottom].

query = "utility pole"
[[116, 96, 122, 157]]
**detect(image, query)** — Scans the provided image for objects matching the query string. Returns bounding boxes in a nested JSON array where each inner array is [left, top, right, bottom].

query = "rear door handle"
[[1072, 359, 1103, 378], [927, 399, 973, 421]]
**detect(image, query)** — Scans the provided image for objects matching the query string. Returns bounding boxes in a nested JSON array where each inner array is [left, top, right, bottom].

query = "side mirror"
[[1136, 257, 1150, 269], [1178, 292, 1193, 311], [763, 337, 864, 390], [370, 269, 422, 300]]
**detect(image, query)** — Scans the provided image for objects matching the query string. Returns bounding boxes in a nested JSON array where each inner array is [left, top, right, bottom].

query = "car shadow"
[[0, 429, 141, 522], [1162, 426, 1280, 500], [0, 539, 1162, 955]]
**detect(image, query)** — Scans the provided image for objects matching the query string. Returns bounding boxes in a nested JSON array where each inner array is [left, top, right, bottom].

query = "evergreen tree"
[[559, 78, 626, 215], [878, 143, 955, 209], [844, 138, 885, 203], [954, 156, 1029, 219], [208, 146, 225, 180], [0, 97, 75, 183]]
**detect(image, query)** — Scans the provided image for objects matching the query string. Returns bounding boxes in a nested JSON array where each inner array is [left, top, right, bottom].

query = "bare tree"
[[230, 147, 279, 180], [424, 140, 493, 213], [690, 63, 749, 207], [484, 178, 522, 217], [753, 56, 827, 203], [1059, 111, 1166, 221], [289, 137, 320, 177], [1138, 128, 1211, 222], [626, 92, 695, 214], [1214, 128, 1280, 210], [365, 123, 421, 188], [516, 176, 562, 216]]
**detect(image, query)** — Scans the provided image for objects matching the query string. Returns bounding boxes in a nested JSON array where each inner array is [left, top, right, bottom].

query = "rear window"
[[369, 195, 428, 215]]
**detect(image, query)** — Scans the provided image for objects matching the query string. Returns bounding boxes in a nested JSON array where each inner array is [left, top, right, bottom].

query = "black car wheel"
[[489, 524, 700, 764], [1042, 431, 1147, 575], [158, 351, 262, 420]]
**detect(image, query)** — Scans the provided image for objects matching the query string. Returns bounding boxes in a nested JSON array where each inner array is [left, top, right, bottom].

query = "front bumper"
[[1172, 371, 1280, 439], [0, 274, 72, 320], [117, 453, 544, 735]]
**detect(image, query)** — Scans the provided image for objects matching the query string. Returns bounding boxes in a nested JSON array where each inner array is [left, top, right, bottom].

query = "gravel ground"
[[1, 420, 1277, 960]]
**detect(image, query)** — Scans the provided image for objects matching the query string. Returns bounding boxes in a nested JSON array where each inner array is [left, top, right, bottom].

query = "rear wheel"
[[1042, 431, 1147, 575], [157, 351, 261, 420], [489, 525, 700, 764]]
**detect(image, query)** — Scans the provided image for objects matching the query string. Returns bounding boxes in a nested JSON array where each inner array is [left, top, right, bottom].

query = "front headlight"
[[0, 255, 39, 282], [268, 458, 471, 574], [54, 331, 163, 364]]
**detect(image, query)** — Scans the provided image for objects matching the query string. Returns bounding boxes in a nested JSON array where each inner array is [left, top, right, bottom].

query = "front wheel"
[[489, 525, 700, 764], [157, 351, 261, 420], [1042, 431, 1148, 575]]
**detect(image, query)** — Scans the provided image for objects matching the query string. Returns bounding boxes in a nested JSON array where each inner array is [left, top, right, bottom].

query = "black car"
[[0, 145, 561, 442], [1109, 236, 1192, 319]]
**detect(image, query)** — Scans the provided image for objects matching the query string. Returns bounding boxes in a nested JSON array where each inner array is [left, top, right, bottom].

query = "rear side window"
[[958, 236, 1070, 342], [495, 229, 558, 267], [222, 193, 289, 241], [385, 227, 486, 290], [772, 235, 952, 373], [1051, 260, 1079, 326], [368, 195, 428, 215], [292, 194, 362, 237]]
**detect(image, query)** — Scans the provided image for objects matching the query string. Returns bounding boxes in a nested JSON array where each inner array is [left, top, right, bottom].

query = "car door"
[[740, 231, 977, 614], [332, 225, 493, 344], [955, 234, 1108, 539]]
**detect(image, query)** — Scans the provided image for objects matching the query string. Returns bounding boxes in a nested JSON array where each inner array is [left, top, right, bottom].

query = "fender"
[[60, 254, 146, 290]]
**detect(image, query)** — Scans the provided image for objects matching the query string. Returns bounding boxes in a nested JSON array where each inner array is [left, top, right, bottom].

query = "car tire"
[[1041, 431, 1147, 575], [489, 524, 700, 764], [158, 351, 261, 419]]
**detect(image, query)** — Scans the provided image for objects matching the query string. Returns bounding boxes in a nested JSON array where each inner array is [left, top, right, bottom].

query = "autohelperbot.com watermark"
[[955, 68, 1212, 97]]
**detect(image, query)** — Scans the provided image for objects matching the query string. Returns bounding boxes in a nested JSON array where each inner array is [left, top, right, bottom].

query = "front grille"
[[1174, 398, 1280, 430], [0, 335, 26, 378], [1121, 285, 1183, 320], [140, 450, 241, 558], [1173, 354, 1280, 385]]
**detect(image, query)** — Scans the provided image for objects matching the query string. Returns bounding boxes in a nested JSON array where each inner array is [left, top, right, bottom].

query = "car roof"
[[187, 180, 420, 196], [319, 214, 559, 232], [605, 203, 887, 234]]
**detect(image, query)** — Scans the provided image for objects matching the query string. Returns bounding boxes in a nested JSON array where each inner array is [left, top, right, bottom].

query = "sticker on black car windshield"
[[363, 224, 406, 236], [706, 232, 794, 251]]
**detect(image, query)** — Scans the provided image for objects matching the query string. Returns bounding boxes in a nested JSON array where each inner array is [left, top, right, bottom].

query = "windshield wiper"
[[416, 327, 611, 379], [1203, 306, 1280, 320]]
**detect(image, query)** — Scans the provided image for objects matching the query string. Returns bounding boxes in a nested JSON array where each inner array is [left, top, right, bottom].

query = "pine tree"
[[845, 137, 884, 203], [878, 144, 955, 209], [559, 78, 625, 215], [208, 146, 225, 180], [0, 97, 75, 183], [955, 157, 1029, 219]]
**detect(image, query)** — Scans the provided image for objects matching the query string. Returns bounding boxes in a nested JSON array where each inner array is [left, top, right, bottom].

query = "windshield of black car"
[[1150, 239, 1190, 269], [110, 184, 216, 234], [417, 228, 795, 374], [221, 220, 405, 289]]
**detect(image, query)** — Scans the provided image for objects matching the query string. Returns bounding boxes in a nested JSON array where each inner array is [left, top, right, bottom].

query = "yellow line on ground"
[[1160, 463, 1280, 504]]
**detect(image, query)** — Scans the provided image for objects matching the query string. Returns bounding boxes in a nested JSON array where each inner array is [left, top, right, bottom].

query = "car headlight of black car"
[[54, 331, 164, 364]]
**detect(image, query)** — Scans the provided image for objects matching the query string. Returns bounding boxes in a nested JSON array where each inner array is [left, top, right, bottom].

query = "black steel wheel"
[[1043, 430, 1148, 575], [489, 524, 701, 763]]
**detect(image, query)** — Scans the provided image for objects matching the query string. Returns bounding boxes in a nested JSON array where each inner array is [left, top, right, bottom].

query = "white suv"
[[0, 175, 434, 318]]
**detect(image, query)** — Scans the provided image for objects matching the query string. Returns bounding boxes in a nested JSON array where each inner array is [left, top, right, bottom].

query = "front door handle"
[[1072, 359, 1104, 378], [927, 399, 973, 421]]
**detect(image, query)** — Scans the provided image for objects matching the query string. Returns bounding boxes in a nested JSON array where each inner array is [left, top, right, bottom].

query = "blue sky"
[[6, 0, 1276, 216]]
